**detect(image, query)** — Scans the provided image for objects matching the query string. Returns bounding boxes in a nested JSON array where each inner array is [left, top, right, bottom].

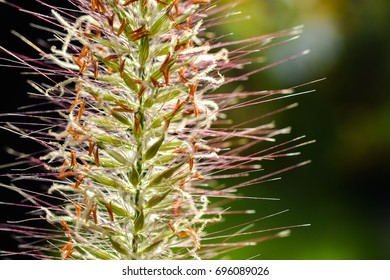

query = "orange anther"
[[60, 221, 70, 233], [179, 67, 188, 83], [75, 204, 82, 220], [193, 103, 199, 117], [73, 175, 84, 189], [129, 25, 150, 41], [68, 99, 80, 113], [79, 59, 88, 74], [93, 60, 99, 79], [106, 13, 115, 29], [112, 102, 134, 113], [173, 0, 179, 16], [70, 150, 78, 169], [92, 203, 98, 224], [193, 171, 205, 180], [92, 0, 107, 14], [80, 46, 90, 59], [134, 113, 141, 137], [172, 99, 185, 116], [93, 146, 100, 167], [177, 231, 190, 238], [163, 69, 170, 85], [168, 221, 176, 232], [117, 19, 128, 36], [88, 141, 96, 156], [150, 76, 163, 88], [179, 178, 186, 190], [76, 100, 86, 121], [159, 52, 171, 73], [120, 59, 126, 78], [56, 171, 76, 179], [105, 202, 114, 222], [71, 55, 83, 68], [138, 85, 147, 98], [123, 0, 138, 6], [188, 84, 198, 99], [104, 54, 120, 61], [60, 241, 74, 260]]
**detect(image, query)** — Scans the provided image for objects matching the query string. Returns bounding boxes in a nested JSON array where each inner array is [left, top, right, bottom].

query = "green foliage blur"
[[213, 0, 390, 259]]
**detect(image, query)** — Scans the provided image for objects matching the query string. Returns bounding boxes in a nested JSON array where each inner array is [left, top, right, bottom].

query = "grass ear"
[[0, 0, 313, 260]]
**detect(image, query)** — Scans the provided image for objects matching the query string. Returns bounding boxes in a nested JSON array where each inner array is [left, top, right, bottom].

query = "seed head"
[[0, 0, 313, 260]]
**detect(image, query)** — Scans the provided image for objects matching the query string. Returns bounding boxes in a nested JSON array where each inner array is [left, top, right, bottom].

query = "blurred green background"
[[211, 0, 390, 259], [1, 0, 389, 260]]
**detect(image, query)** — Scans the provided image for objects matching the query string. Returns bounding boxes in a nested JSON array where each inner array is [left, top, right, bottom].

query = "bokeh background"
[[0, 0, 389, 259]]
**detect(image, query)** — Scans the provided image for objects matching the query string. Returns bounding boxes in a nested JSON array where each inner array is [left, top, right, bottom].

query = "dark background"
[[0, 0, 389, 259]]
